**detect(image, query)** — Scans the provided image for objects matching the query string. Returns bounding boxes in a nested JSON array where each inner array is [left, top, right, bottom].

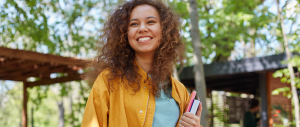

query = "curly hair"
[[86, 0, 185, 97]]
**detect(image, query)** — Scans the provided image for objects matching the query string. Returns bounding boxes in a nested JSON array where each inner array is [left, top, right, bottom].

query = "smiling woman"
[[82, 0, 202, 127], [127, 5, 161, 56]]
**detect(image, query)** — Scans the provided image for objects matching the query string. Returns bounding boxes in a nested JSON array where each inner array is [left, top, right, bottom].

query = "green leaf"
[[280, 77, 287, 83], [273, 70, 283, 78]]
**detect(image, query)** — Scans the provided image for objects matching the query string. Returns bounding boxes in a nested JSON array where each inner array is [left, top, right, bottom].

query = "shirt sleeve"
[[81, 75, 109, 127]]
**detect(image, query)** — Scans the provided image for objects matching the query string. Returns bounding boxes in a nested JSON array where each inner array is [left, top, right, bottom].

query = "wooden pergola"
[[0, 47, 89, 127]]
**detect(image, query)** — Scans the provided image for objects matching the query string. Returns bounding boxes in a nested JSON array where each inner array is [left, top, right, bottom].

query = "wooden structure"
[[0, 47, 88, 127], [179, 53, 298, 127]]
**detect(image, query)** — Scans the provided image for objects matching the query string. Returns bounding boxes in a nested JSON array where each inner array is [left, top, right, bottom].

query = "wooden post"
[[259, 72, 269, 127], [266, 72, 273, 127], [22, 81, 28, 127]]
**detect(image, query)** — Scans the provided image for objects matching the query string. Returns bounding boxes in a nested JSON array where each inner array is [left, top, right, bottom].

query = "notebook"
[[185, 90, 200, 114]]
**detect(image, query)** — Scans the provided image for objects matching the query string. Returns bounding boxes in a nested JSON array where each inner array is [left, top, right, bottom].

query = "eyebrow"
[[129, 16, 158, 22]]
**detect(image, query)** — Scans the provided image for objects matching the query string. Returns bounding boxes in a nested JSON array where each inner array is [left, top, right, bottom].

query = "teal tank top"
[[152, 87, 180, 127]]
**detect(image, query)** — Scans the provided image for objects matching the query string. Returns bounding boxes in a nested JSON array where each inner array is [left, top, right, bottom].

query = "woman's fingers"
[[179, 116, 194, 127], [183, 112, 199, 120], [180, 113, 199, 126]]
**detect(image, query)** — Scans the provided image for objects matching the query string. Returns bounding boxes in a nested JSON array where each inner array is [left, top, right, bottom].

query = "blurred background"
[[0, 0, 299, 127]]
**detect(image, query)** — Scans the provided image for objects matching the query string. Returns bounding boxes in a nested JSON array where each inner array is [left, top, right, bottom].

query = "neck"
[[135, 52, 154, 73]]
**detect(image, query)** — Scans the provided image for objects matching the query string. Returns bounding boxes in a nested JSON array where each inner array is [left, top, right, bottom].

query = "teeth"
[[138, 37, 151, 42]]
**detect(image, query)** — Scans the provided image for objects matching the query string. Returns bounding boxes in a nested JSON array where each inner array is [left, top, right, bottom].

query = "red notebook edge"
[[185, 90, 197, 112]]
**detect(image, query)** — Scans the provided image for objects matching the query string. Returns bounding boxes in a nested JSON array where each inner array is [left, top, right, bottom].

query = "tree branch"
[[282, 0, 290, 9]]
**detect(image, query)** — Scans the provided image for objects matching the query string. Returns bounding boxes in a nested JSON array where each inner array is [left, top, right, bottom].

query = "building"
[[179, 53, 298, 127]]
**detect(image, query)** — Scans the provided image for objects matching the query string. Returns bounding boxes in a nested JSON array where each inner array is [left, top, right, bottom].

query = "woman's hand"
[[179, 102, 202, 127]]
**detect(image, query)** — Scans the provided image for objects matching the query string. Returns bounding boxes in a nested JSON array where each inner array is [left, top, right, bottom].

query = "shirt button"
[[140, 110, 143, 113]]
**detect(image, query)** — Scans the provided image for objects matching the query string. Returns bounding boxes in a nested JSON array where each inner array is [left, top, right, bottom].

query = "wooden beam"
[[0, 76, 25, 81], [16, 69, 78, 81], [0, 58, 23, 65], [2, 65, 79, 81], [22, 81, 28, 127], [0, 47, 89, 67], [0, 64, 63, 77], [27, 74, 84, 87], [0, 61, 38, 73]]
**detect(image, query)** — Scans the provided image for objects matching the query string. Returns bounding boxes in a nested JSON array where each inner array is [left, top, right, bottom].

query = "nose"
[[138, 23, 148, 33]]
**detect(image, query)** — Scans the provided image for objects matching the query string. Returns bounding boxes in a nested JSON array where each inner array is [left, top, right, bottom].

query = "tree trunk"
[[57, 101, 64, 127], [276, 0, 300, 127], [31, 107, 34, 127], [188, 0, 209, 126], [246, 28, 256, 58], [69, 94, 74, 127]]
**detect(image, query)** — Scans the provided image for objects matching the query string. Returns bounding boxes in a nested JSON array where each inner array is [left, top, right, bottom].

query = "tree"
[[0, 82, 23, 127], [170, 0, 275, 64], [0, 1, 121, 126], [274, 0, 300, 126], [188, 0, 209, 126], [0, 0, 120, 56]]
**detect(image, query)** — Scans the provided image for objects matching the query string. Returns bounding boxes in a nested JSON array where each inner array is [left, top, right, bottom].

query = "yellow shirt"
[[81, 63, 200, 127]]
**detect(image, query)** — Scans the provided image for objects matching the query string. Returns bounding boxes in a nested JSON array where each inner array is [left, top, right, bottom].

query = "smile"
[[137, 37, 153, 42]]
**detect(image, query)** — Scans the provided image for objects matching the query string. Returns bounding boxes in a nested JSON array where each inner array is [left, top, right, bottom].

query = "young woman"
[[82, 0, 203, 127]]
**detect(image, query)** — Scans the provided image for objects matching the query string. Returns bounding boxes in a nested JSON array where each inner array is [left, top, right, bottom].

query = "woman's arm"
[[81, 74, 110, 127]]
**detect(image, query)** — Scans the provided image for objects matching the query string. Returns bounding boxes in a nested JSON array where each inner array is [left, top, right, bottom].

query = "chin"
[[137, 49, 156, 54]]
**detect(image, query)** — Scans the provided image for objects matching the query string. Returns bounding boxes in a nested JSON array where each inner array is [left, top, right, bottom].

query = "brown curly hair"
[[87, 0, 185, 96]]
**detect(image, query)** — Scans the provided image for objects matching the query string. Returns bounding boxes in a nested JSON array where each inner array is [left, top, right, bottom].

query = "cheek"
[[154, 29, 162, 43], [154, 27, 162, 39], [127, 30, 135, 40], [127, 30, 135, 47], [127, 30, 136, 46]]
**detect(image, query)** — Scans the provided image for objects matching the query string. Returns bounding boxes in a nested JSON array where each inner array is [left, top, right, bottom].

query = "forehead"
[[130, 4, 160, 20]]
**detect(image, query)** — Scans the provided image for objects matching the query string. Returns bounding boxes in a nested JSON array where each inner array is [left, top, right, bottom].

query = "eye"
[[130, 23, 138, 26], [148, 20, 156, 24]]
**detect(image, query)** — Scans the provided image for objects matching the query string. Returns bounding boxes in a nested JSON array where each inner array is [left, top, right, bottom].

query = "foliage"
[[272, 0, 300, 99], [0, 82, 22, 127], [27, 86, 59, 127], [272, 105, 292, 127], [1, 0, 299, 126], [0, 0, 120, 126], [0, 0, 122, 55], [168, 0, 276, 64], [64, 82, 90, 127]]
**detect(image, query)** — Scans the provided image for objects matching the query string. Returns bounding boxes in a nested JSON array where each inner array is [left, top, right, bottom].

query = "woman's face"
[[127, 4, 162, 55]]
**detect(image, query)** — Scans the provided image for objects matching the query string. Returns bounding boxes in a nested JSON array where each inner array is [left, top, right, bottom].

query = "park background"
[[0, 0, 300, 127]]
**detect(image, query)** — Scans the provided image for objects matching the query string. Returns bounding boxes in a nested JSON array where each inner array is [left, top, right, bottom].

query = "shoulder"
[[171, 77, 187, 90], [171, 77, 189, 97], [93, 68, 111, 92]]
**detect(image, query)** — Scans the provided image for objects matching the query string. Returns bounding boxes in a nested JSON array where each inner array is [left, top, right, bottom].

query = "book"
[[185, 90, 201, 115], [189, 99, 200, 114], [185, 90, 197, 112]]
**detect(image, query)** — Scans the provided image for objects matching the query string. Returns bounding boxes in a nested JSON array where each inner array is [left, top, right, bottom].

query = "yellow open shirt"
[[82, 63, 195, 127]]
